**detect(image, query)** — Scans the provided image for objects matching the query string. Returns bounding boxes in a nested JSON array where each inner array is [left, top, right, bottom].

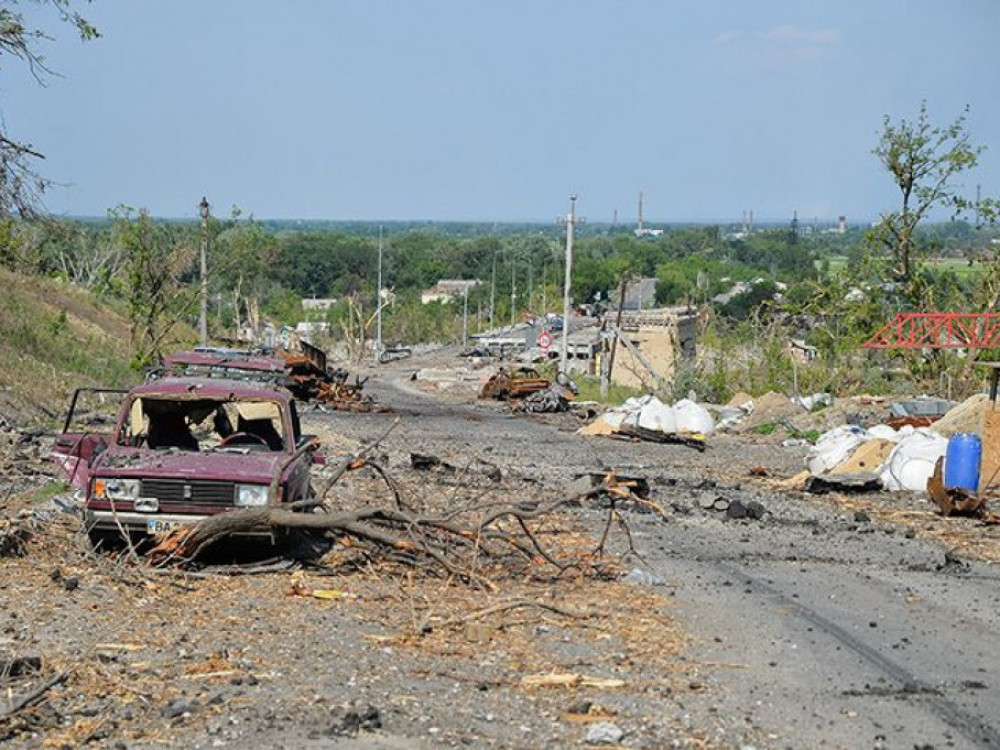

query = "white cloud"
[[763, 24, 839, 45], [714, 30, 743, 45], [712, 24, 840, 69]]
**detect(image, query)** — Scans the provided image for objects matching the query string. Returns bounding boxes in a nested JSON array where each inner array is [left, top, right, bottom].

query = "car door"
[[51, 388, 129, 490]]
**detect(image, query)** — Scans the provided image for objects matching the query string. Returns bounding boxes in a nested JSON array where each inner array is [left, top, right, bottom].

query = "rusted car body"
[[52, 378, 320, 542], [479, 366, 551, 401], [162, 345, 375, 411]]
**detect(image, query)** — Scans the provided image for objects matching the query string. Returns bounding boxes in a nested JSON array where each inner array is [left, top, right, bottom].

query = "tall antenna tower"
[[637, 191, 645, 234]]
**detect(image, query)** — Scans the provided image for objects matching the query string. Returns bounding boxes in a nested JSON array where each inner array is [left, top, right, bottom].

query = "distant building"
[[616, 277, 658, 311], [610, 307, 697, 390], [421, 279, 483, 305], [302, 298, 336, 312]]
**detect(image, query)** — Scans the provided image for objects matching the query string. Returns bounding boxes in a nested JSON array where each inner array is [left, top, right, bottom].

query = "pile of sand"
[[740, 391, 801, 431], [727, 391, 754, 409], [930, 393, 989, 437]]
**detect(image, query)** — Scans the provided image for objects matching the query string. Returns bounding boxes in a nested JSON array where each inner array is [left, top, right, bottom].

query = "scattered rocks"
[[937, 550, 971, 574], [585, 721, 624, 745], [329, 705, 381, 737], [622, 568, 664, 586], [726, 499, 767, 520], [161, 698, 198, 719]]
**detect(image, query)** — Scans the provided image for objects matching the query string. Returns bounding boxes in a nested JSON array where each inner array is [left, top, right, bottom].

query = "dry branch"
[[0, 672, 67, 721], [420, 598, 597, 633], [150, 470, 639, 583]]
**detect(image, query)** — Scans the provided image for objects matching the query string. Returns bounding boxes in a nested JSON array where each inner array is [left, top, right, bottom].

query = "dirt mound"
[[740, 391, 800, 431], [930, 393, 988, 437], [727, 391, 754, 408]]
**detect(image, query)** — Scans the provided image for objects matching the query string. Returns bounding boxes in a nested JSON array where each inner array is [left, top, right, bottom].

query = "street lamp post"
[[198, 196, 210, 346], [376, 225, 384, 363], [462, 286, 469, 348], [489, 250, 497, 329], [510, 255, 517, 327], [559, 195, 579, 375]]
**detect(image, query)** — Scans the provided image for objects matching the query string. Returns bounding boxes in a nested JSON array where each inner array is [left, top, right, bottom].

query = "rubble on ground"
[[736, 391, 802, 432], [579, 395, 713, 447], [479, 366, 551, 401], [514, 384, 576, 414], [796, 415, 959, 494], [281, 343, 385, 412]]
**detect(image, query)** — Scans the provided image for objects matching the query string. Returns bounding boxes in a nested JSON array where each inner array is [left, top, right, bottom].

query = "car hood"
[[92, 446, 289, 485]]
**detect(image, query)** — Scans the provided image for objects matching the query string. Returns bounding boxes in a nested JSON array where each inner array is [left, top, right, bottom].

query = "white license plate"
[[147, 518, 178, 535]]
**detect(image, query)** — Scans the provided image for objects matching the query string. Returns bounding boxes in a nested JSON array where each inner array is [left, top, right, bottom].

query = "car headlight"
[[93, 478, 140, 502], [235, 484, 269, 507]]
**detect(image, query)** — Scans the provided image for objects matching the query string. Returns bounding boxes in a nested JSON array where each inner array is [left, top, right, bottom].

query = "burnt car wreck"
[[52, 378, 321, 546]]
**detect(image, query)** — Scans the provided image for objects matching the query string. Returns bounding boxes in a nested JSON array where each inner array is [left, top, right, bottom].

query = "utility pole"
[[510, 256, 517, 327], [376, 225, 384, 363], [198, 197, 210, 346], [527, 263, 533, 314], [462, 286, 469, 347], [541, 260, 548, 314], [601, 277, 628, 399], [558, 195, 583, 375], [489, 251, 497, 328]]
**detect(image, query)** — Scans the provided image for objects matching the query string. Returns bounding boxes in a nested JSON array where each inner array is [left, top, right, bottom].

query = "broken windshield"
[[120, 397, 287, 453]]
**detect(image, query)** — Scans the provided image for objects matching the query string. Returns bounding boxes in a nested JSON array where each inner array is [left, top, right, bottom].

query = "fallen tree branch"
[[150, 471, 642, 583], [420, 598, 597, 633], [0, 671, 67, 721]]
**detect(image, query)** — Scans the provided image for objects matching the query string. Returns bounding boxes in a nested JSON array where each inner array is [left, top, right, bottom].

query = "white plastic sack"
[[673, 399, 715, 435], [637, 397, 678, 433], [866, 424, 902, 442], [794, 392, 833, 411], [806, 425, 866, 475], [601, 411, 629, 429], [880, 429, 947, 492]]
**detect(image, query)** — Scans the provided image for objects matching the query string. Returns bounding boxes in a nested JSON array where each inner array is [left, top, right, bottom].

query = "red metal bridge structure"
[[862, 313, 1000, 350]]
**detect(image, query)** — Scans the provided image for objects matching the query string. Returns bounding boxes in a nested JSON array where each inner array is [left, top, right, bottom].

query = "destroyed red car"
[[52, 378, 321, 545]]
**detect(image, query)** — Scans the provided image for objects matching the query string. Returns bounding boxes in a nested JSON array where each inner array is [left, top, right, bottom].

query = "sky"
[[3, 0, 999, 224]]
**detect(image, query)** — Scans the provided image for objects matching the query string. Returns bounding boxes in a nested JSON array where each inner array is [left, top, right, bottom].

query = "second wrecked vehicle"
[[158, 347, 288, 386], [52, 378, 322, 545]]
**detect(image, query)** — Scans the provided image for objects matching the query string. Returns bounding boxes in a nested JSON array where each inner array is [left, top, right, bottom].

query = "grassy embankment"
[[824, 255, 983, 280], [0, 268, 139, 424]]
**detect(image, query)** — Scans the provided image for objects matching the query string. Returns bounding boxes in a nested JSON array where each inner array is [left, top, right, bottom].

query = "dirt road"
[[337, 362, 1000, 748]]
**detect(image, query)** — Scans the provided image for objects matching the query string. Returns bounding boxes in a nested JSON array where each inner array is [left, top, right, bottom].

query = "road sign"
[[537, 331, 553, 351]]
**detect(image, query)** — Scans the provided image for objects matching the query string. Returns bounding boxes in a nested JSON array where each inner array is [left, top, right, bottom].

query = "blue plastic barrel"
[[944, 432, 982, 492]]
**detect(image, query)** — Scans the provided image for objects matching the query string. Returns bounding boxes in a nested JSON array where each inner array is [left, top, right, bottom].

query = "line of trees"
[[2, 4, 999, 395]]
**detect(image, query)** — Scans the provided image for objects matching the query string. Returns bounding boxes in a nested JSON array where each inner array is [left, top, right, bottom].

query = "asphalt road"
[[329, 362, 1000, 749]]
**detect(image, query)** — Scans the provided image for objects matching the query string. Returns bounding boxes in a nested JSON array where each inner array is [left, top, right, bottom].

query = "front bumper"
[[84, 509, 273, 537]]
